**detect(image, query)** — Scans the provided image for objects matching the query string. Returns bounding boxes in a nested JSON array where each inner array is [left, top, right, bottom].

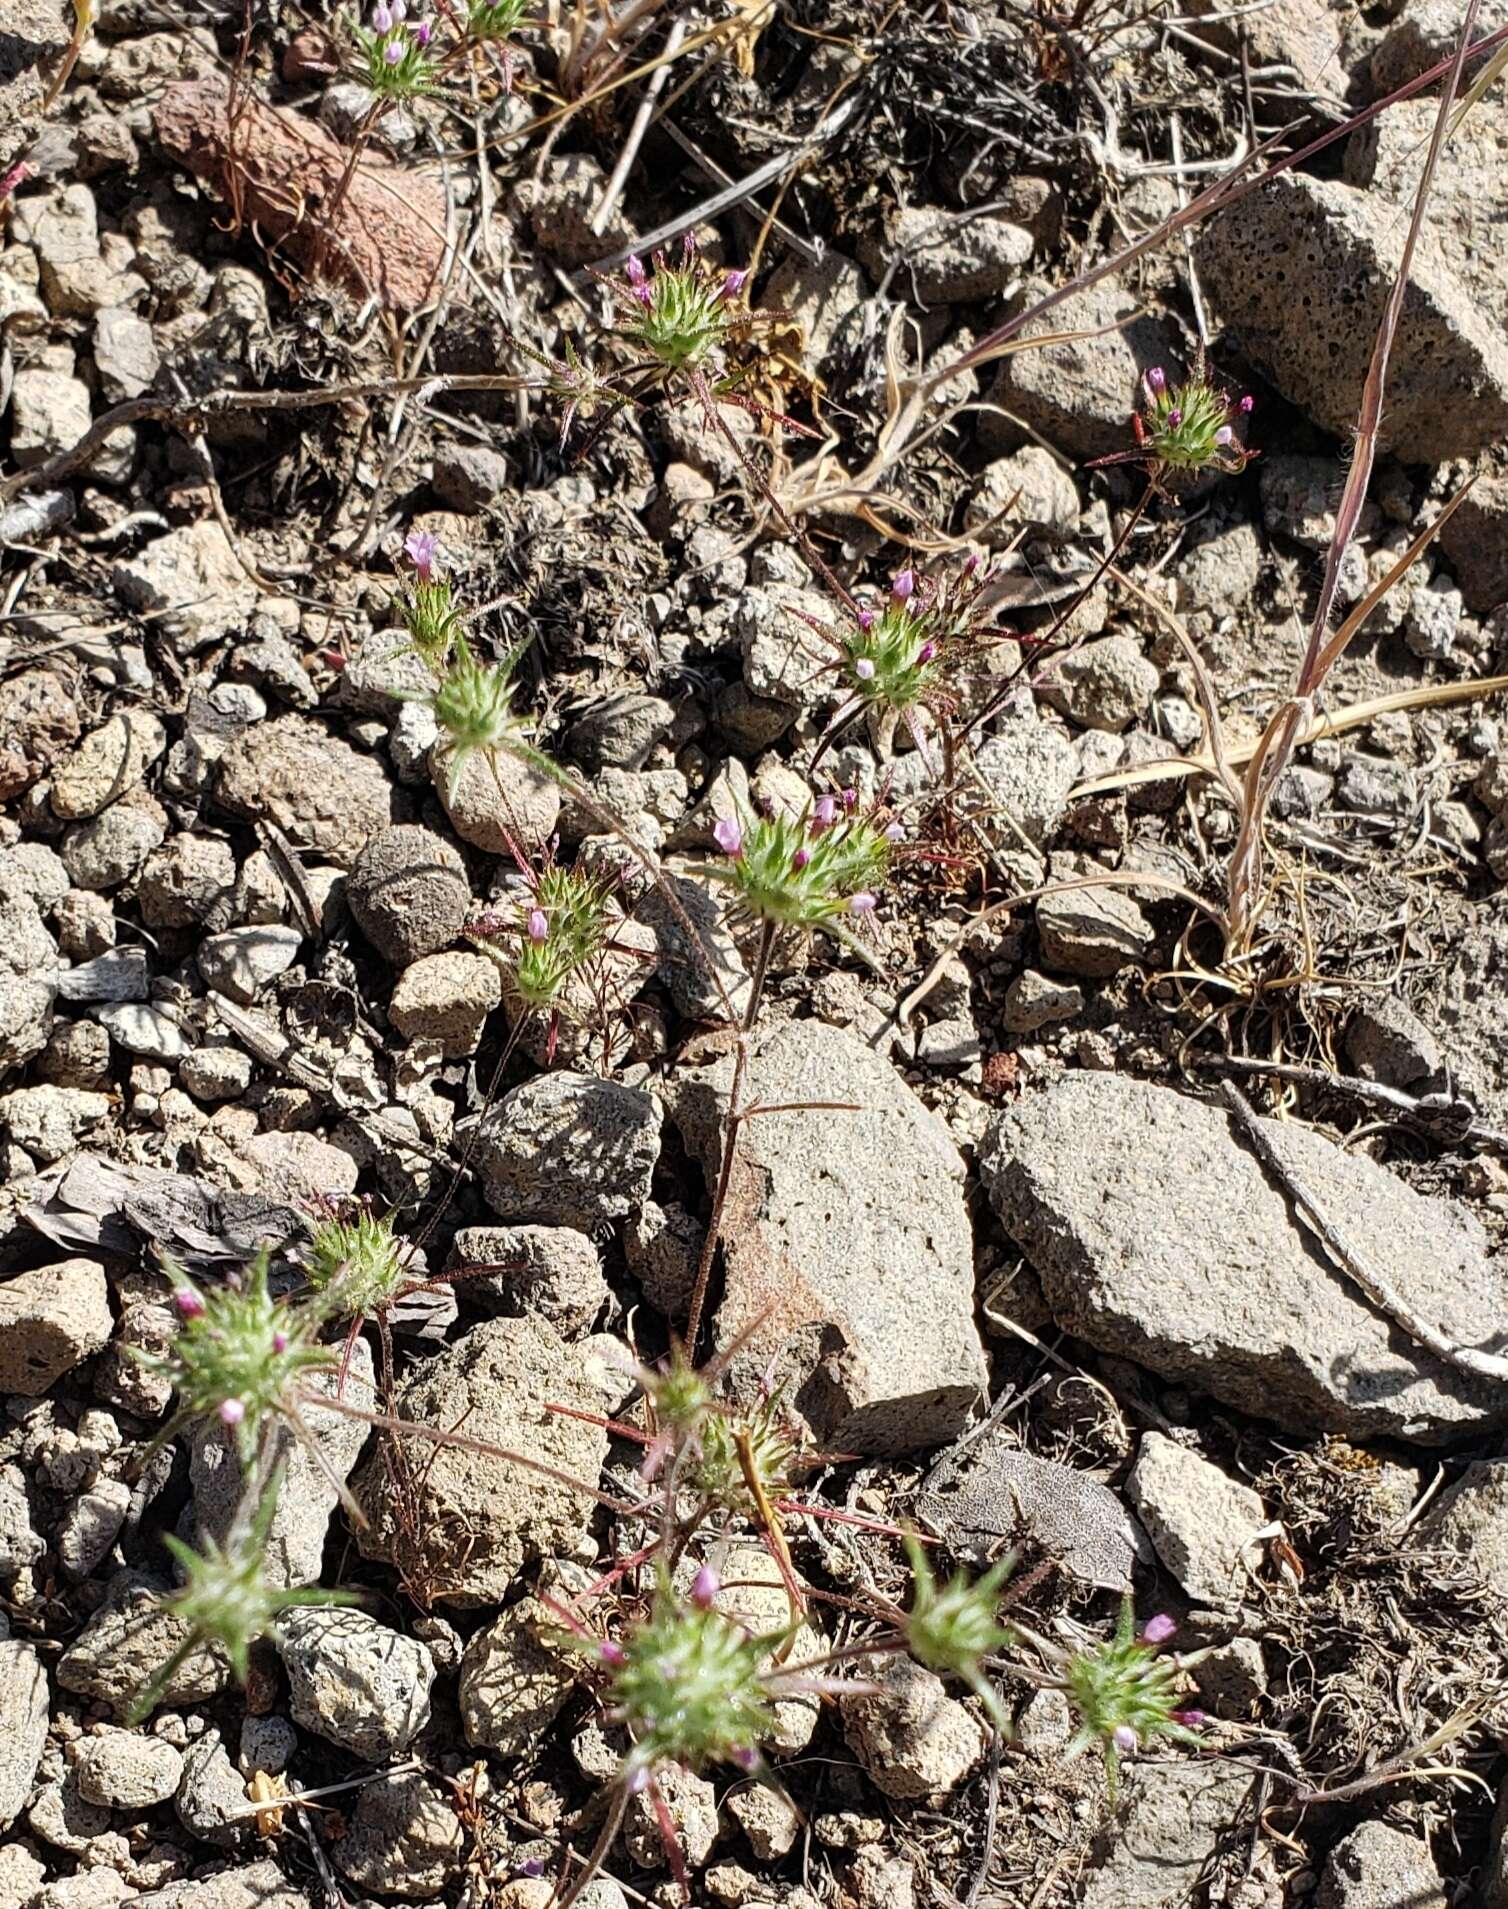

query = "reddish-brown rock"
[[153, 77, 445, 311]]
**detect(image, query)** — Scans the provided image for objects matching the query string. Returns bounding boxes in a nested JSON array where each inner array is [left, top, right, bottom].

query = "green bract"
[[1063, 1599, 1203, 1798], [708, 799, 891, 931], [467, 0, 527, 36], [423, 636, 536, 796], [304, 1204, 408, 1322], [144, 1252, 334, 1464], [903, 1531, 1016, 1733], [692, 1400, 796, 1519], [607, 1574, 782, 1779]]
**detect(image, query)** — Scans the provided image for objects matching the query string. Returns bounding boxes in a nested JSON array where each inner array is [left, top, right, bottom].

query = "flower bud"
[[175, 1287, 206, 1319], [712, 817, 743, 857], [792, 848, 810, 870], [691, 1564, 720, 1608], [1214, 424, 1233, 447], [855, 657, 876, 680], [811, 795, 837, 830], [272, 1331, 288, 1354], [891, 569, 916, 603], [391, 1, 407, 20], [384, 38, 403, 62], [625, 255, 646, 289], [600, 1639, 626, 1667], [372, 2, 391, 27], [856, 609, 875, 632], [1141, 1613, 1177, 1645], [1170, 1709, 1205, 1727], [884, 822, 904, 843], [1144, 366, 1167, 395], [1165, 407, 1182, 430], [917, 640, 936, 663], [414, 19, 431, 42], [849, 891, 877, 916], [721, 269, 747, 299], [220, 1398, 246, 1427], [842, 787, 857, 811], [1238, 394, 1254, 414], [1112, 1723, 1137, 1753], [527, 907, 548, 943]]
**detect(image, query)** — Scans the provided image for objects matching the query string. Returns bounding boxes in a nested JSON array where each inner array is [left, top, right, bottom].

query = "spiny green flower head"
[[147, 1253, 334, 1465], [303, 1198, 408, 1323], [467, 0, 527, 37], [471, 863, 617, 1012], [425, 634, 540, 799], [1136, 361, 1254, 475], [843, 555, 1007, 711], [618, 234, 747, 372], [353, 0, 437, 98], [692, 1399, 797, 1519], [1064, 1600, 1204, 1799], [646, 1349, 715, 1445], [398, 530, 461, 676], [708, 791, 896, 931], [903, 1531, 1016, 1732], [131, 1471, 357, 1720], [603, 1571, 781, 1781]]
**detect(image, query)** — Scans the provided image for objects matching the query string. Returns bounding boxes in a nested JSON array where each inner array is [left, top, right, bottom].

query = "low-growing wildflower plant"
[[302, 1198, 409, 1324], [614, 236, 748, 374], [467, 0, 528, 38], [419, 633, 541, 798], [707, 791, 896, 934], [1062, 1600, 1204, 1797], [352, 0, 436, 97], [1097, 353, 1254, 482], [130, 1469, 357, 1720], [397, 529, 462, 673], [489, 862, 617, 1013], [902, 1531, 1017, 1733], [144, 1251, 334, 1464]]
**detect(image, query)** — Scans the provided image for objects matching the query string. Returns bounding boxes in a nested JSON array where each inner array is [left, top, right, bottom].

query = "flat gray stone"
[[474, 1072, 661, 1227], [0, 1640, 49, 1831], [979, 1074, 1508, 1444], [1080, 1762, 1254, 1909]]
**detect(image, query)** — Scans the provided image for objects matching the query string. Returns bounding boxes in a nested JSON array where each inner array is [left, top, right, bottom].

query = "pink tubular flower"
[[691, 1564, 720, 1608], [884, 822, 904, 843], [391, 0, 407, 19], [1170, 1709, 1205, 1728], [414, 19, 431, 42], [792, 847, 810, 870], [527, 907, 548, 943], [855, 657, 876, 681], [1238, 393, 1254, 414], [372, 1, 391, 26], [811, 794, 837, 830], [404, 528, 438, 578], [1141, 1613, 1177, 1646], [891, 568, 915, 603], [712, 816, 743, 857], [721, 268, 747, 299], [1144, 365, 1167, 395], [219, 1398, 246, 1427], [1165, 407, 1182, 430], [849, 891, 876, 917], [916, 640, 936, 664], [1214, 424, 1233, 447], [174, 1287, 206, 1320], [384, 38, 403, 62], [272, 1330, 288, 1354], [856, 609, 875, 633], [599, 1639, 626, 1667], [625, 256, 652, 305], [963, 552, 981, 575], [841, 787, 857, 811], [1112, 1724, 1137, 1754]]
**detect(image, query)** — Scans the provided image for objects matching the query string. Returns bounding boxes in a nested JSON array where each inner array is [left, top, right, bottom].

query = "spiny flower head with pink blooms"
[[302, 1198, 408, 1324], [353, 0, 436, 97], [469, 860, 618, 1013], [1130, 353, 1254, 477], [707, 789, 896, 932], [1062, 1598, 1204, 1799], [397, 528, 462, 673], [843, 557, 1004, 712], [140, 1251, 334, 1466], [615, 233, 748, 372]]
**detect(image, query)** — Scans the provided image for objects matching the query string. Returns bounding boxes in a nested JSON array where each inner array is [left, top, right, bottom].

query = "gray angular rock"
[[434, 743, 560, 855], [0, 1084, 110, 1163], [979, 1074, 1508, 1443], [190, 1339, 374, 1587], [667, 1018, 986, 1455], [0, 1641, 49, 1831], [56, 1475, 132, 1581], [1197, 173, 1508, 464], [348, 824, 469, 964], [1316, 1822, 1445, 1909], [196, 923, 303, 1005], [1040, 633, 1159, 733], [388, 950, 500, 1058], [861, 204, 1033, 303], [217, 715, 395, 867], [636, 870, 752, 1021], [842, 1658, 986, 1800], [354, 1314, 626, 1605], [97, 1001, 190, 1062], [1079, 1762, 1254, 1909], [75, 1729, 184, 1809], [0, 976, 56, 1079], [62, 804, 166, 890], [50, 712, 168, 820], [1417, 1458, 1508, 1598], [179, 1046, 254, 1102], [0, 840, 70, 910], [278, 1607, 436, 1761], [972, 704, 1076, 845], [135, 1860, 312, 1909], [919, 1441, 1149, 1591], [137, 833, 236, 928], [57, 1572, 230, 1717], [0, 1259, 113, 1394], [1125, 1434, 1268, 1607], [0, 1463, 44, 1575], [27, 1769, 111, 1854], [331, 1768, 463, 1900], [1036, 880, 1153, 978], [566, 690, 675, 771], [175, 1731, 248, 1848], [625, 1765, 718, 1868], [475, 1071, 661, 1227], [1002, 969, 1084, 1033], [447, 1224, 609, 1337], [113, 523, 259, 654], [458, 1594, 575, 1757], [93, 308, 160, 401]]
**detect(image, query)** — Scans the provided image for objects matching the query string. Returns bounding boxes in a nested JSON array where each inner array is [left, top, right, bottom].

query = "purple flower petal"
[[712, 817, 743, 857]]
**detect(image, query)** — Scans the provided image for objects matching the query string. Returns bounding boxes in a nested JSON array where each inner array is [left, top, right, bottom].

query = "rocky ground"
[[2, 1, 1508, 1906]]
